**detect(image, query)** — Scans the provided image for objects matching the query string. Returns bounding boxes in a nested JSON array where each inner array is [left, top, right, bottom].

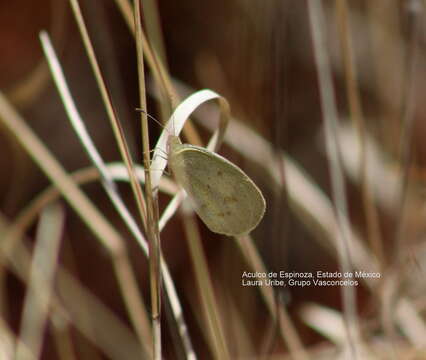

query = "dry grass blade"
[[112, 0, 203, 145], [338, 125, 401, 212], [4, 165, 176, 241], [167, 80, 377, 274], [40, 33, 151, 343], [15, 203, 64, 359], [2, 158, 194, 359], [181, 202, 231, 360], [40, 33, 196, 358], [153, 91, 231, 236], [335, 0, 383, 265], [300, 303, 347, 345], [308, 1, 361, 356], [4, 1, 426, 358], [182, 80, 426, 352], [238, 122, 426, 348], [151, 89, 230, 189], [0, 316, 33, 360], [236, 235, 309, 360], [68, 0, 148, 231], [138, 0, 172, 123], [0, 213, 142, 360], [393, 0, 422, 261], [0, 92, 150, 357], [0, 91, 121, 254], [151, 86, 302, 357], [113, 0, 174, 107], [39, 32, 117, 190], [140, 0, 167, 67], [134, 1, 163, 358], [40, 30, 153, 309]]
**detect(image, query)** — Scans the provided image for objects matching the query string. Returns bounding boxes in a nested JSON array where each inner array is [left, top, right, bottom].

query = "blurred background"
[[1, 0, 426, 359]]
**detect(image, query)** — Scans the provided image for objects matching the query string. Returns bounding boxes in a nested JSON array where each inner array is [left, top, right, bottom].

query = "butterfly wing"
[[169, 144, 265, 236]]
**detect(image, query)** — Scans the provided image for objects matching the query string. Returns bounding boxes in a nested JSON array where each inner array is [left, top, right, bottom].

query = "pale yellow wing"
[[169, 143, 265, 236]]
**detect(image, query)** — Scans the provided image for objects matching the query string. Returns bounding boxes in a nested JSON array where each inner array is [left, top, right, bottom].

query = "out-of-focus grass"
[[1, 1, 426, 359]]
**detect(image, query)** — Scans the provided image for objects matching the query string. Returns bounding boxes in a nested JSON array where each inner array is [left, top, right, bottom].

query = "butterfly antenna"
[[135, 108, 166, 130]]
